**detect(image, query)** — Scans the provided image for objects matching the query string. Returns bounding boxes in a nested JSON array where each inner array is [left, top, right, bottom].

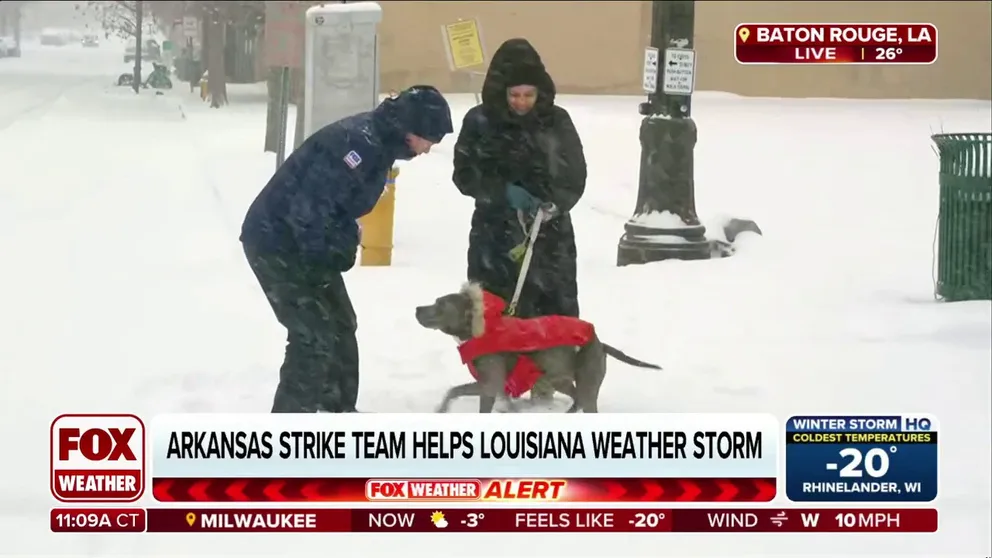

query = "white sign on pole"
[[182, 16, 198, 39], [304, 2, 383, 140], [662, 48, 696, 96], [642, 47, 659, 93]]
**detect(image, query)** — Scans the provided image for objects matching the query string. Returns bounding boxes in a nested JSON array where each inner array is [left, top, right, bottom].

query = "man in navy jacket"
[[241, 85, 453, 413]]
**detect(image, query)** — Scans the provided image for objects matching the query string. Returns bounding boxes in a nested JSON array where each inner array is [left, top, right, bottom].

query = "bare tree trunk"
[[264, 67, 282, 153], [205, 14, 227, 107], [11, 7, 19, 50], [132, 1, 143, 94]]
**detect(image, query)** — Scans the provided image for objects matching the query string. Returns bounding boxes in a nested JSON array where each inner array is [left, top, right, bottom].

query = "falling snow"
[[0, 38, 989, 557]]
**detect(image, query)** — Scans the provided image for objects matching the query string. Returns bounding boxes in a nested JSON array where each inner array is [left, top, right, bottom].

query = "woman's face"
[[507, 85, 538, 115]]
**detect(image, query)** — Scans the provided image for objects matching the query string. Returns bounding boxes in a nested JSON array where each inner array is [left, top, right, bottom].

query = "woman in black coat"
[[452, 38, 587, 328]]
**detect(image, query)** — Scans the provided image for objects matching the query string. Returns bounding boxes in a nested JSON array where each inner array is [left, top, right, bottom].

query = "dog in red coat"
[[415, 283, 662, 413]]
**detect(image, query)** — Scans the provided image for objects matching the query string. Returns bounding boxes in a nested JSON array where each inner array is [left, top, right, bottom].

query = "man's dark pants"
[[243, 244, 359, 413]]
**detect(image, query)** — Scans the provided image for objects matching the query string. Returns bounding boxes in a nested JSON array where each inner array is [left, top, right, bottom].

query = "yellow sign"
[[442, 19, 485, 70]]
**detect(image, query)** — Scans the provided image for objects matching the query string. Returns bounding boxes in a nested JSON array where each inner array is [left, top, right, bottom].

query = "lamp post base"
[[616, 221, 713, 266], [616, 218, 764, 265]]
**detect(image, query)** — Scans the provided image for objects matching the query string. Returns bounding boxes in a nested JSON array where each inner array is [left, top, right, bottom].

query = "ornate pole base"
[[616, 221, 713, 266]]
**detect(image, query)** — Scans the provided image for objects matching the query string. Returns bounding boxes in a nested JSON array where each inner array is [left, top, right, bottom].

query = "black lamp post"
[[617, 0, 711, 266]]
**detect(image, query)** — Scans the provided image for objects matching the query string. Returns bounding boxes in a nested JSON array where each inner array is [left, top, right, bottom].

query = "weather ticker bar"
[[51, 507, 938, 533]]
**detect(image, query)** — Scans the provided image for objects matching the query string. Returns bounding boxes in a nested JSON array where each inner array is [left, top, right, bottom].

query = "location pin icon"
[[739, 27, 750, 43], [186, 512, 196, 527]]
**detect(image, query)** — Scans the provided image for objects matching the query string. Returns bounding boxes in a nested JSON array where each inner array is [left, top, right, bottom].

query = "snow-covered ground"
[[1, 40, 990, 556]]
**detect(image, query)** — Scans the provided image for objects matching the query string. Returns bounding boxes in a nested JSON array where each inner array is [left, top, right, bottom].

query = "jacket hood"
[[373, 85, 454, 159], [480, 38, 556, 119], [460, 282, 506, 338]]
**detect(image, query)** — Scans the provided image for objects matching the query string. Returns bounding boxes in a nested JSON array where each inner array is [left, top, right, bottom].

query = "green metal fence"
[[932, 133, 992, 302]]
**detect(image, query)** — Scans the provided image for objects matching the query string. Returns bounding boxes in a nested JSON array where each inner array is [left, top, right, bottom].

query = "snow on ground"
[[0, 43, 989, 556]]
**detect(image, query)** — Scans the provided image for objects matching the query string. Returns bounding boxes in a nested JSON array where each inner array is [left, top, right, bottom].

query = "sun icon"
[[429, 511, 448, 528]]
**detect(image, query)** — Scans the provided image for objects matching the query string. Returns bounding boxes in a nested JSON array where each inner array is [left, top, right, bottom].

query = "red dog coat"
[[456, 285, 595, 398]]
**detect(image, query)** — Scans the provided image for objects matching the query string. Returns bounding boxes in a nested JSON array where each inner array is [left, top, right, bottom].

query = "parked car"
[[124, 39, 161, 63], [82, 34, 100, 48], [40, 28, 70, 46], [0, 37, 13, 57]]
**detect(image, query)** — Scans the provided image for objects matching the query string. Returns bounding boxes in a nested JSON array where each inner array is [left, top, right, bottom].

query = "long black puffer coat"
[[452, 38, 587, 319]]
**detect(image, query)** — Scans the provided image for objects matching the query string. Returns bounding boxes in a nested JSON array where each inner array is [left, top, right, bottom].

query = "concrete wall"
[[376, 1, 991, 100]]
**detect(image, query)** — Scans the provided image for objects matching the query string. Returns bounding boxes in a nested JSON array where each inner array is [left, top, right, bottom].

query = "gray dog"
[[415, 284, 661, 413]]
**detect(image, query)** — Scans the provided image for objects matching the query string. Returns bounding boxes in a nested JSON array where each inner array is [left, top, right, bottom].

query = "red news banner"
[[151, 477, 774, 503], [51, 507, 938, 533], [735, 24, 937, 64]]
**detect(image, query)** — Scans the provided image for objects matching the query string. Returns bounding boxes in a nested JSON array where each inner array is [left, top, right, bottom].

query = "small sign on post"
[[441, 19, 485, 71], [264, 1, 309, 69], [182, 16, 197, 39], [662, 47, 696, 96], [304, 2, 383, 140], [642, 46, 659, 93]]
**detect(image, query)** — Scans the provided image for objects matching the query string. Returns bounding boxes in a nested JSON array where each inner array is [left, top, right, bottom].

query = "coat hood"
[[460, 282, 505, 338], [373, 85, 454, 159], [480, 38, 557, 120]]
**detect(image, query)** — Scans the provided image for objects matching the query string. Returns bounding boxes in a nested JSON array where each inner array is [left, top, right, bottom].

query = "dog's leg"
[[529, 347, 580, 412], [555, 382, 580, 413], [479, 395, 497, 413], [473, 354, 512, 413], [545, 372, 579, 412], [436, 382, 482, 413], [573, 336, 607, 413]]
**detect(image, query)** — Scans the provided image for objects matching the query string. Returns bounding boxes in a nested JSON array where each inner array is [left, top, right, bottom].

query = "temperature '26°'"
[[871, 47, 903, 61], [784, 415, 938, 502]]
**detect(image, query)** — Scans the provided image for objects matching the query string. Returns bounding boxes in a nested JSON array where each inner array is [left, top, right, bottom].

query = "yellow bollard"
[[199, 72, 209, 102], [358, 166, 398, 266]]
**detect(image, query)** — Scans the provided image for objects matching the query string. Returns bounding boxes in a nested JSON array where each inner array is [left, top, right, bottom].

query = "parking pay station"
[[303, 2, 382, 137], [304, 2, 395, 266]]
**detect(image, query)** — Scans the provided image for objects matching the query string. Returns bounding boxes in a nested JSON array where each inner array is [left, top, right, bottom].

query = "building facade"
[[375, 1, 991, 100]]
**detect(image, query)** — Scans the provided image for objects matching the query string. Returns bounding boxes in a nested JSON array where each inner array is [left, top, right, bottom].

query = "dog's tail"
[[604, 343, 662, 370]]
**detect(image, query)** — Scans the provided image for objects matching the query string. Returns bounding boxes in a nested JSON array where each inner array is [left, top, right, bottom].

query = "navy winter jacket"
[[240, 86, 452, 278]]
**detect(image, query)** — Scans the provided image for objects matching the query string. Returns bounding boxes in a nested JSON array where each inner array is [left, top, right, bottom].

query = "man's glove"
[[506, 183, 542, 214], [314, 246, 357, 281], [337, 245, 358, 273]]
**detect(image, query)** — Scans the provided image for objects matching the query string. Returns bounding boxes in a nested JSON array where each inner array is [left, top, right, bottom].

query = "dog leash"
[[506, 208, 546, 317]]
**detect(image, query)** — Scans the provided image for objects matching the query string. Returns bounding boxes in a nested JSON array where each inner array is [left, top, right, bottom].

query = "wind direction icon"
[[770, 511, 789, 527]]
